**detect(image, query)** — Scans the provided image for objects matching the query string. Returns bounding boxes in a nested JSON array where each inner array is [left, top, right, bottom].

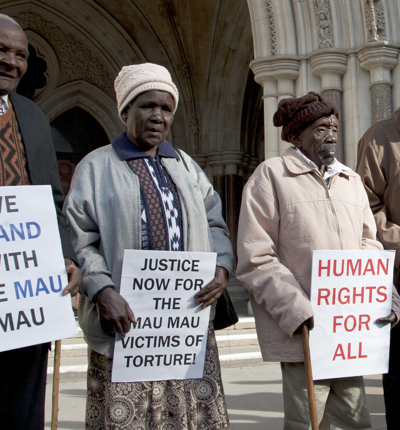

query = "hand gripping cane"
[[301, 323, 319, 430]]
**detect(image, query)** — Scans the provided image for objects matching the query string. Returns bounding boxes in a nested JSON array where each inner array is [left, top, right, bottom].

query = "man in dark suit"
[[0, 13, 81, 429]]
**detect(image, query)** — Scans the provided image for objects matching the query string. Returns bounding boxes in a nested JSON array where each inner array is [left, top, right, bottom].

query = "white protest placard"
[[0, 185, 78, 352], [309, 249, 395, 380], [112, 250, 216, 383]]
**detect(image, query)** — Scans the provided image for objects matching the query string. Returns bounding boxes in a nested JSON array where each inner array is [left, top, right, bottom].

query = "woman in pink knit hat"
[[64, 63, 235, 429]]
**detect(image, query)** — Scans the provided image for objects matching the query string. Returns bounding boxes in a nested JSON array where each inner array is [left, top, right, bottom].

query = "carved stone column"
[[370, 83, 392, 122], [357, 42, 400, 123], [250, 60, 278, 160], [191, 154, 207, 170], [250, 56, 300, 158], [207, 151, 247, 302], [309, 50, 348, 162], [273, 59, 301, 155], [207, 151, 244, 253]]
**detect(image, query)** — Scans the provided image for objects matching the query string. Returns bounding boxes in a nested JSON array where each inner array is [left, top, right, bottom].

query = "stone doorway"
[[51, 106, 110, 195]]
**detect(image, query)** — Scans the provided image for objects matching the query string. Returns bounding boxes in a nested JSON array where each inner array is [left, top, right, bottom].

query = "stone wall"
[[248, 0, 400, 169]]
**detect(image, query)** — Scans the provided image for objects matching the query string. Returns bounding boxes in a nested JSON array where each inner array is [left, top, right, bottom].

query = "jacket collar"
[[282, 147, 356, 179], [9, 92, 33, 115], [112, 132, 179, 161], [8, 92, 36, 165]]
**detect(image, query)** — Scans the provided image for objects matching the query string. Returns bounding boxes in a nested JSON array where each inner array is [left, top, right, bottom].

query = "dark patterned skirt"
[[86, 323, 230, 429]]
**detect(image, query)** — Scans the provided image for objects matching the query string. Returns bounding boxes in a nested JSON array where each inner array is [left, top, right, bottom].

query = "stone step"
[[49, 334, 261, 356], [222, 317, 256, 331], [47, 345, 264, 383], [49, 330, 259, 359], [216, 331, 258, 347], [47, 317, 261, 382]]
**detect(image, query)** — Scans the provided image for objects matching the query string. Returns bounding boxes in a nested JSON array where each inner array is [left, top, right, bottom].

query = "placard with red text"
[[309, 249, 395, 380]]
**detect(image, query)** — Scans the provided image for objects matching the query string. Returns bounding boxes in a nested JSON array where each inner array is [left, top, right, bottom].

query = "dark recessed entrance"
[[51, 107, 110, 193]]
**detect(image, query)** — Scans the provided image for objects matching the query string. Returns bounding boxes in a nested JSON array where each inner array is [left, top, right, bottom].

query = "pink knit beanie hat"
[[114, 63, 179, 121]]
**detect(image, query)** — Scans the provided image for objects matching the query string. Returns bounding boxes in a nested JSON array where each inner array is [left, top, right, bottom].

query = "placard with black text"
[[112, 250, 216, 382], [0, 185, 77, 352]]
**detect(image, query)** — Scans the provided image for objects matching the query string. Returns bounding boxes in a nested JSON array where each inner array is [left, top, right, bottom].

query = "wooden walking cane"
[[301, 323, 319, 430], [51, 340, 62, 430]]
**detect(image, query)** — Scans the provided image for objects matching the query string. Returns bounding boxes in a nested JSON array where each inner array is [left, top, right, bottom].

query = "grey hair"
[[0, 14, 23, 29]]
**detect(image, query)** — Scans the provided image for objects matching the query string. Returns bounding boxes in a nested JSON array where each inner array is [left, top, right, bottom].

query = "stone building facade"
[[2, 0, 400, 308], [248, 0, 400, 168]]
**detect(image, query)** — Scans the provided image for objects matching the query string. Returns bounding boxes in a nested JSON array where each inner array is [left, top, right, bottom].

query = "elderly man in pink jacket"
[[236, 92, 400, 430]]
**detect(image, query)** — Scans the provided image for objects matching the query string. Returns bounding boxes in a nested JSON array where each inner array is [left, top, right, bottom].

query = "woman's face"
[[121, 90, 175, 156]]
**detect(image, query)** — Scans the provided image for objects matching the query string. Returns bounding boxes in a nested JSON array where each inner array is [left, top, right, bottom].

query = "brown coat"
[[357, 107, 400, 289], [237, 147, 388, 362]]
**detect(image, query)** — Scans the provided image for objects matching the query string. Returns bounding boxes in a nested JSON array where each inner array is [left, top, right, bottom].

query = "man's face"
[[0, 20, 29, 96], [292, 115, 338, 168]]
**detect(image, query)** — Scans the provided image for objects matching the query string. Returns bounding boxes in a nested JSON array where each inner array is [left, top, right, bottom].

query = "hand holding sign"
[[63, 257, 81, 297], [194, 266, 229, 309], [96, 287, 137, 338], [376, 310, 397, 326]]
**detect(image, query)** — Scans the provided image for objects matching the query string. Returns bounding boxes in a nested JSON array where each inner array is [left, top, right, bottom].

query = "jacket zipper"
[[326, 174, 344, 249], [313, 171, 344, 249], [326, 182, 331, 197]]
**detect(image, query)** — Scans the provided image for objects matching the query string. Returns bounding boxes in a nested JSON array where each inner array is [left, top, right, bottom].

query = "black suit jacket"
[[8, 92, 76, 261]]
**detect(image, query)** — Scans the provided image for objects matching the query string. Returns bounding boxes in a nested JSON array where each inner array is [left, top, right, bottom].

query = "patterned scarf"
[[127, 157, 183, 251], [0, 101, 30, 186]]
